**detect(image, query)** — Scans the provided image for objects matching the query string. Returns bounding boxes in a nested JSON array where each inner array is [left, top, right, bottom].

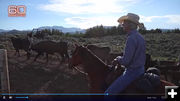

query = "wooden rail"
[[0, 49, 10, 93]]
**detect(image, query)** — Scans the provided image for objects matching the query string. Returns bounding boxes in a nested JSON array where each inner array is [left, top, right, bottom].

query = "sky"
[[0, 0, 180, 30]]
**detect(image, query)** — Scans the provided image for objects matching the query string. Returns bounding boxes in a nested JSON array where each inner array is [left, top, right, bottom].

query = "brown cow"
[[86, 44, 111, 63], [31, 41, 69, 63]]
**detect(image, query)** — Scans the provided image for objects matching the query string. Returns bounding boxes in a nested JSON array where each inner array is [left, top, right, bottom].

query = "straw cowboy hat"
[[118, 13, 140, 25]]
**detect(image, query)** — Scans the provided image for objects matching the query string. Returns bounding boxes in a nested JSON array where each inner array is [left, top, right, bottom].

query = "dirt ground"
[[7, 50, 89, 94]]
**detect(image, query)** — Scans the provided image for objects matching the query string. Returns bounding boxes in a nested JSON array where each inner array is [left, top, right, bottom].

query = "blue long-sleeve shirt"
[[117, 30, 146, 69]]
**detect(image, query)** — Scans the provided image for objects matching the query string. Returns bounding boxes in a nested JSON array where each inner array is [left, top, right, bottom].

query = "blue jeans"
[[105, 66, 144, 94]]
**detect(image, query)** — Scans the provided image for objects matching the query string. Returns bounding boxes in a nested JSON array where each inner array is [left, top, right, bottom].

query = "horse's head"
[[69, 44, 84, 69]]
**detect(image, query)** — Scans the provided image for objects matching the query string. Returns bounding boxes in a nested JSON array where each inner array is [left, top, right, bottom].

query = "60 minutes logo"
[[8, 5, 26, 17]]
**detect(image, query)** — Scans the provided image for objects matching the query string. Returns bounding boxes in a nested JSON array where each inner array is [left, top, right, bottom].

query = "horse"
[[86, 44, 111, 63], [69, 44, 175, 94]]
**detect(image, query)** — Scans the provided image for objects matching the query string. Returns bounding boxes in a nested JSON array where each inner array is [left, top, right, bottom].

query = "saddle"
[[135, 73, 160, 93], [105, 66, 161, 93]]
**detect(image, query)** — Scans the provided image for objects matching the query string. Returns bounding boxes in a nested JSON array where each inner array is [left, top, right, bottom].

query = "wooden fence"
[[0, 49, 10, 93]]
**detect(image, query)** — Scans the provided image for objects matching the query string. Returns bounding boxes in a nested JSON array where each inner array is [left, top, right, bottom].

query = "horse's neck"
[[83, 49, 107, 70], [82, 50, 108, 92], [82, 55, 108, 76], [84, 63, 107, 83], [87, 72, 106, 93]]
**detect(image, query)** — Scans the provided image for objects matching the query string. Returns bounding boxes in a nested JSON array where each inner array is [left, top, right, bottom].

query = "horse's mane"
[[79, 46, 108, 72]]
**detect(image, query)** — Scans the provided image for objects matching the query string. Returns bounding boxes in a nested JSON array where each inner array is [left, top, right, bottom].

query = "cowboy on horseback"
[[105, 13, 146, 94]]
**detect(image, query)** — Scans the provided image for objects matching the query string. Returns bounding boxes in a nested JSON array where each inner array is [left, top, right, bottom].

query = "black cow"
[[31, 41, 69, 63], [10, 37, 31, 59]]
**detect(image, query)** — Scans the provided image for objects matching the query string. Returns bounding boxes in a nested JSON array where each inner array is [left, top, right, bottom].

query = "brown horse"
[[69, 44, 175, 94]]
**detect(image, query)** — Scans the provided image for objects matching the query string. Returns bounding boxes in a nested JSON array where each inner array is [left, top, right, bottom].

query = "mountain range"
[[0, 26, 175, 34], [0, 29, 9, 33], [37, 26, 85, 33], [0, 26, 86, 34]]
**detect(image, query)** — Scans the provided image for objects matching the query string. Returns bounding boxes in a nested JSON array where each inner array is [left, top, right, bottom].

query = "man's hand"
[[111, 58, 120, 67], [112, 56, 122, 66]]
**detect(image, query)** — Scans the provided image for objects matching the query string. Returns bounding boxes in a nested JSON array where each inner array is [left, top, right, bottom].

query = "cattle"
[[155, 60, 180, 72], [10, 37, 31, 59], [27, 32, 33, 38], [27, 32, 34, 47], [31, 41, 69, 63], [86, 44, 111, 63], [158, 61, 177, 66], [33, 31, 48, 39], [28, 29, 48, 40], [153, 60, 180, 81]]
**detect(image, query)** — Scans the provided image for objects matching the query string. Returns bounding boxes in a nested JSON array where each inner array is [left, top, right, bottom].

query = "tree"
[[173, 28, 180, 33], [52, 29, 64, 36], [155, 28, 162, 33], [138, 23, 146, 34], [117, 25, 125, 35], [85, 25, 106, 37]]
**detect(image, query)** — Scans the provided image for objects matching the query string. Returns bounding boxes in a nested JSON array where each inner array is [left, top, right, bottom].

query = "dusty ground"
[[7, 50, 89, 94]]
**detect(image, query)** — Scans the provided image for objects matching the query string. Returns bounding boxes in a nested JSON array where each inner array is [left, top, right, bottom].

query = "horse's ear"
[[83, 44, 88, 48], [75, 43, 79, 47]]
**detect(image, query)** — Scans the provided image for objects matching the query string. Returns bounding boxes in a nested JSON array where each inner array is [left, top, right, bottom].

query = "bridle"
[[70, 46, 88, 75], [73, 66, 88, 75]]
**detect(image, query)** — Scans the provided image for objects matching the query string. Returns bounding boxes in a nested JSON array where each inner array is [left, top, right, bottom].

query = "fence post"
[[0, 49, 10, 93]]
